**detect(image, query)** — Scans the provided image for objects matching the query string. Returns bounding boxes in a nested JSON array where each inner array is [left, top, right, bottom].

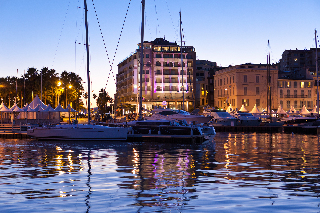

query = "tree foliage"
[[96, 88, 113, 114], [0, 67, 85, 110]]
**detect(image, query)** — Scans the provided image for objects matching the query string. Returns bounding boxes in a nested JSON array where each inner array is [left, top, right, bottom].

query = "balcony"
[[284, 95, 310, 98]]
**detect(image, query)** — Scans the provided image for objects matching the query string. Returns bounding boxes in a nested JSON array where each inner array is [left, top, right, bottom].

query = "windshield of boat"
[[157, 110, 178, 115], [214, 112, 233, 117]]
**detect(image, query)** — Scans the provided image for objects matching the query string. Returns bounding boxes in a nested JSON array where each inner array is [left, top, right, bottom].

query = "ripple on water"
[[0, 134, 320, 212]]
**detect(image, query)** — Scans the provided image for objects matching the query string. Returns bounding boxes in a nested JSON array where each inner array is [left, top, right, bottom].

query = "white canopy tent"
[[276, 105, 287, 115], [300, 105, 311, 115], [250, 104, 261, 114], [239, 105, 248, 112]]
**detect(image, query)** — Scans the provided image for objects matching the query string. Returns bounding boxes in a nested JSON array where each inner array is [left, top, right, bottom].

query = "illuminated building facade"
[[116, 38, 196, 111], [278, 79, 315, 111], [214, 64, 278, 111]]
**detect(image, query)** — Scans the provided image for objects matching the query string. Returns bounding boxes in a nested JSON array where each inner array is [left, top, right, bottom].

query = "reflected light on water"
[[1, 134, 320, 212]]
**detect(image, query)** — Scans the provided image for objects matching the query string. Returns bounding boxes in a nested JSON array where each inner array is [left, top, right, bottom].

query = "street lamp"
[[57, 81, 64, 107]]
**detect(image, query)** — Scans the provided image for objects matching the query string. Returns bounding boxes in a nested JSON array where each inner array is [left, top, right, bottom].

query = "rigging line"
[[106, 0, 132, 86], [154, 0, 160, 36], [165, 0, 178, 41], [91, 0, 111, 67], [52, 1, 71, 69]]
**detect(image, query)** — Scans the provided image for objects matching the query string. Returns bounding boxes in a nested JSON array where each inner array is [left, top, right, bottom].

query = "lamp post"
[[66, 85, 72, 108], [57, 81, 62, 106]]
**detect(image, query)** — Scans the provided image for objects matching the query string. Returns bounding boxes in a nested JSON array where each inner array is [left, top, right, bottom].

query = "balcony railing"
[[283, 95, 311, 98]]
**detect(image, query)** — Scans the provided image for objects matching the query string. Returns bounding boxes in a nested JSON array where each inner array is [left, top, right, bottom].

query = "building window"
[[280, 89, 283, 98], [242, 99, 249, 107], [301, 90, 304, 97], [294, 90, 297, 98], [278, 81, 284, 88], [244, 87, 247, 96], [244, 75, 247, 83], [146, 54, 149, 58], [286, 100, 290, 109], [307, 82, 312, 87], [294, 101, 297, 108], [146, 78, 149, 82], [156, 61, 161, 66], [256, 87, 259, 95], [294, 82, 297, 88], [287, 89, 290, 97], [307, 101, 312, 108], [308, 90, 311, 98], [233, 76, 234, 83], [286, 81, 291, 88], [146, 70, 149, 74], [256, 99, 260, 107], [220, 79, 222, 86], [156, 54, 161, 58], [300, 82, 304, 88], [256, 75, 259, 83], [280, 100, 283, 107]]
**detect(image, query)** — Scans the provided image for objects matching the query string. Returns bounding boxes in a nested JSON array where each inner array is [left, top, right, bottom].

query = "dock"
[[214, 125, 320, 135]]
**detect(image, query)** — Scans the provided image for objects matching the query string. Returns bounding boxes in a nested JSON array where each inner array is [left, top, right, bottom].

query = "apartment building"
[[116, 38, 196, 111], [278, 78, 314, 111], [214, 64, 278, 111]]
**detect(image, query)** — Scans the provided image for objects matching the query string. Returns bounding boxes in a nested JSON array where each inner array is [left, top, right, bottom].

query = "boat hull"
[[27, 124, 128, 140]]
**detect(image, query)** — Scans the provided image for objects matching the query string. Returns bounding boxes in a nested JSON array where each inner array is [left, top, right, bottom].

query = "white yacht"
[[27, 0, 128, 141], [27, 124, 128, 140], [209, 110, 238, 126], [234, 112, 261, 126], [145, 108, 212, 124]]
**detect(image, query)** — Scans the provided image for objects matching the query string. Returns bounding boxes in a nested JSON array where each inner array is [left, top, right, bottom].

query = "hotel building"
[[116, 38, 196, 111]]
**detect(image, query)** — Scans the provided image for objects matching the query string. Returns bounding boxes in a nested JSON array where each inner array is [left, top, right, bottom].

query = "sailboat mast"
[[139, 0, 145, 120], [85, 0, 90, 124], [316, 29, 319, 117], [180, 11, 184, 110], [267, 40, 271, 120]]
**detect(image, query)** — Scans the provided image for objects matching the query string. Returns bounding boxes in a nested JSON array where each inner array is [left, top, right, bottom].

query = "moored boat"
[[27, 124, 128, 140]]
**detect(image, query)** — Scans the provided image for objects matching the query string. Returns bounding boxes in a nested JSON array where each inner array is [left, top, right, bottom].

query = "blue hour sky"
[[0, 0, 319, 107]]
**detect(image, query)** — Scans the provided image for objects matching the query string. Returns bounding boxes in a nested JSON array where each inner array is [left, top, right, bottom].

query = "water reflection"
[[0, 133, 320, 212]]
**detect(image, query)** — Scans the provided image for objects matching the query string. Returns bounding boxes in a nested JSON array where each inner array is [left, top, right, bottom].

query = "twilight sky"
[[0, 0, 319, 107]]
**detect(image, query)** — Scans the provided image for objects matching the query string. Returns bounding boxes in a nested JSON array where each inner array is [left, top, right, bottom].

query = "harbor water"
[[1, 132, 320, 212]]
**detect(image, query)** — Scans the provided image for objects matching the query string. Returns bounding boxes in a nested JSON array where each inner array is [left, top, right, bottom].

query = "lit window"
[[301, 82, 304, 88]]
